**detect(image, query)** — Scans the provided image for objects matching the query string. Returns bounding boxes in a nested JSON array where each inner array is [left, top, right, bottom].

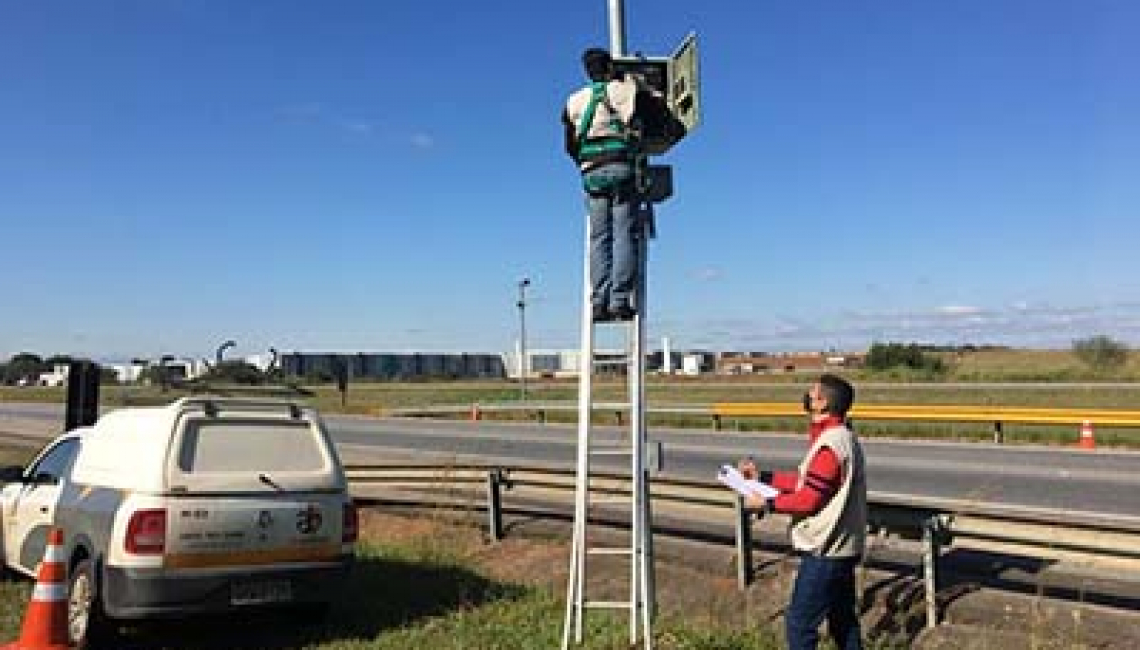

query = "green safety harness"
[[577, 81, 635, 193]]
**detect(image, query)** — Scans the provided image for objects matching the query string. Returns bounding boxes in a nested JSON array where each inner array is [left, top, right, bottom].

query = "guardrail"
[[345, 462, 1140, 629], [387, 401, 1140, 442]]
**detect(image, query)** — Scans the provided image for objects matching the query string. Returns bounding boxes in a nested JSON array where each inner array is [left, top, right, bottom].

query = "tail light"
[[342, 502, 359, 544], [125, 509, 167, 555]]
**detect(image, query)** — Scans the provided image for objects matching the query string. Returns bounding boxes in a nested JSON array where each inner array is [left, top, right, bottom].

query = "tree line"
[[0, 353, 118, 385], [865, 335, 1130, 376], [0, 353, 270, 386]]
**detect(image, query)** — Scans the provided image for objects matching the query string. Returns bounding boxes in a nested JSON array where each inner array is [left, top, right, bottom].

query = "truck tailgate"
[[164, 494, 344, 569]]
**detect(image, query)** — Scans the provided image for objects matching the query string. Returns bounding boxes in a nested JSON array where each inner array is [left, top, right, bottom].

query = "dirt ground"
[[361, 508, 1140, 649]]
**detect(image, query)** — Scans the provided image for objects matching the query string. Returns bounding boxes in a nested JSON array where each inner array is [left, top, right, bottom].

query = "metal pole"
[[486, 470, 504, 542], [607, 0, 627, 56], [636, 203, 657, 637], [923, 518, 940, 629], [734, 497, 753, 590], [518, 278, 530, 400], [216, 339, 236, 366]]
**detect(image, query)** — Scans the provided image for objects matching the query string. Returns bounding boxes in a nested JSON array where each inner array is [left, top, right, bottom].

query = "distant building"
[[280, 352, 507, 381], [680, 351, 717, 376], [36, 364, 70, 387], [107, 362, 147, 383], [503, 347, 715, 378], [716, 351, 865, 375]]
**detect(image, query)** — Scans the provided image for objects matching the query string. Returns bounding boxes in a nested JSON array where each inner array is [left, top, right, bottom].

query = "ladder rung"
[[589, 495, 631, 506], [585, 600, 635, 610], [592, 316, 637, 327], [589, 448, 631, 456], [592, 358, 630, 366], [587, 547, 634, 556]]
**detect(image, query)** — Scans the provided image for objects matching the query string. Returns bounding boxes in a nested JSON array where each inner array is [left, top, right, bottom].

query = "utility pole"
[[517, 278, 530, 400], [216, 339, 236, 366], [608, 0, 627, 55]]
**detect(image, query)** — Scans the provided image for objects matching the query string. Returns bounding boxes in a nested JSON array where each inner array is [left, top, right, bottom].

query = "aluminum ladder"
[[562, 201, 656, 649]]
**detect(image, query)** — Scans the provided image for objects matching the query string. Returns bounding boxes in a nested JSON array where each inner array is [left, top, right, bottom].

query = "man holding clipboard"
[[735, 374, 867, 650]]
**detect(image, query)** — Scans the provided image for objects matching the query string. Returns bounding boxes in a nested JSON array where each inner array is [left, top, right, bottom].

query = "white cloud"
[[336, 119, 376, 136], [666, 301, 1140, 352], [410, 133, 435, 149], [936, 304, 983, 317], [692, 267, 723, 282]]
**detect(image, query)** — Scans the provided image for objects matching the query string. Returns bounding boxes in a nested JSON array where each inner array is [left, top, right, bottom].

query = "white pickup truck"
[[0, 397, 357, 647]]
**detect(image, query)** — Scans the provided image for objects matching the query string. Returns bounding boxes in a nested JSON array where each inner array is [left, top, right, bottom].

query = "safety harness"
[[577, 81, 635, 192]]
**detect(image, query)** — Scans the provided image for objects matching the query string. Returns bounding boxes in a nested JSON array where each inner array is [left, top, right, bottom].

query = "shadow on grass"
[[104, 553, 528, 650]]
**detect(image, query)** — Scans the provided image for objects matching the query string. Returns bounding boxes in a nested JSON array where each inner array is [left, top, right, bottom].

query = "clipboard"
[[717, 464, 779, 499]]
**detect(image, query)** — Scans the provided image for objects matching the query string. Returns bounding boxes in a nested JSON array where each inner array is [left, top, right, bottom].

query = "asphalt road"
[[2, 402, 1138, 516]]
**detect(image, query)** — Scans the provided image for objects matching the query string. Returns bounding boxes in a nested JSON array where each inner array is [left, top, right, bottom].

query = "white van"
[[0, 397, 357, 647]]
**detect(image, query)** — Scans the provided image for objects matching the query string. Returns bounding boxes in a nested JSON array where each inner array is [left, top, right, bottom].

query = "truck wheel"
[[68, 559, 111, 649]]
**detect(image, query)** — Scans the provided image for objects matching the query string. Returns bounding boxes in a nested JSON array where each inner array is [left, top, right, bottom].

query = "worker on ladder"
[[562, 47, 654, 322]]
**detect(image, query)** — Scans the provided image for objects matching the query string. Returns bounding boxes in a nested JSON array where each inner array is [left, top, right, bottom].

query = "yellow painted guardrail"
[[711, 402, 1140, 427]]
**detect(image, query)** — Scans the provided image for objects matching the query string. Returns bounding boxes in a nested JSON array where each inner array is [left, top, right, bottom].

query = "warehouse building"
[[280, 351, 507, 380]]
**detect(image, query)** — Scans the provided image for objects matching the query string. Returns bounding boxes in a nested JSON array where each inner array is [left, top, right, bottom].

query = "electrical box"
[[612, 33, 701, 156], [643, 165, 673, 203]]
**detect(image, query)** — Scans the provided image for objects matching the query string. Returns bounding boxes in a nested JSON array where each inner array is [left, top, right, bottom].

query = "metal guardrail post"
[[644, 467, 658, 620], [487, 469, 504, 542], [922, 515, 943, 629], [993, 421, 1004, 444], [735, 497, 753, 590]]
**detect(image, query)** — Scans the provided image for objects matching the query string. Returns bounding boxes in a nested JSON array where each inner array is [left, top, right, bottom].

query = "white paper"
[[717, 465, 779, 499]]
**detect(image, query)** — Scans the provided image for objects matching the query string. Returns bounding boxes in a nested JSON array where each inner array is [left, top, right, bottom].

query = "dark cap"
[[582, 47, 612, 67], [582, 47, 613, 81]]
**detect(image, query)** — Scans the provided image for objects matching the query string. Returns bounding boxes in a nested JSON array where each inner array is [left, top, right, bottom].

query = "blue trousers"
[[583, 162, 638, 312], [785, 555, 863, 650]]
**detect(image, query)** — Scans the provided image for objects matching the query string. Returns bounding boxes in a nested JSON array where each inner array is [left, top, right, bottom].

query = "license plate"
[[231, 580, 292, 605]]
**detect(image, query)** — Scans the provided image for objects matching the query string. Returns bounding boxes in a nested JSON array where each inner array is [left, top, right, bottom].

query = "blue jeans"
[[785, 555, 863, 650], [583, 162, 638, 311]]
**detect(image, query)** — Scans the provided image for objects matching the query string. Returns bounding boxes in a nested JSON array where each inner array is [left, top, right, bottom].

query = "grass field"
[[0, 509, 792, 650]]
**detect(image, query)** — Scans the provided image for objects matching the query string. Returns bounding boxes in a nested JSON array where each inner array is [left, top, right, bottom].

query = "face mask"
[[802, 392, 813, 413]]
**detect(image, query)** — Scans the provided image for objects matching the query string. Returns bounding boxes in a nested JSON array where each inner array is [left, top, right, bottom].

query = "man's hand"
[[737, 457, 758, 480], [744, 492, 768, 512]]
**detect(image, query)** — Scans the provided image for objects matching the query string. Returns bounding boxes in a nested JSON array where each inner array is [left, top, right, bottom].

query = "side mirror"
[[0, 465, 25, 483], [30, 472, 59, 486]]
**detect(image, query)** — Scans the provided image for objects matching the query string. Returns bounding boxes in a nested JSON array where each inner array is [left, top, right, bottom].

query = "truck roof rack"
[[176, 396, 305, 420], [185, 381, 314, 398]]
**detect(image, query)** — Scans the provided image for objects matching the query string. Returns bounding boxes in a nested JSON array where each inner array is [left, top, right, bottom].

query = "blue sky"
[[2, 1, 1137, 361]]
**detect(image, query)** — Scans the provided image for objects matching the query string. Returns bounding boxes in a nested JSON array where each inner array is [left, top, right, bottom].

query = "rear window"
[[176, 420, 327, 473]]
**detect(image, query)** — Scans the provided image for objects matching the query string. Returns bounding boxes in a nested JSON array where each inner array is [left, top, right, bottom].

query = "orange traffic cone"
[[1, 527, 71, 650], [1078, 420, 1096, 450]]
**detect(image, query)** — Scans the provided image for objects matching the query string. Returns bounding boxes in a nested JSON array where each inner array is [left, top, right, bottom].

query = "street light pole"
[[216, 339, 236, 366], [518, 278, 530, 400]]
